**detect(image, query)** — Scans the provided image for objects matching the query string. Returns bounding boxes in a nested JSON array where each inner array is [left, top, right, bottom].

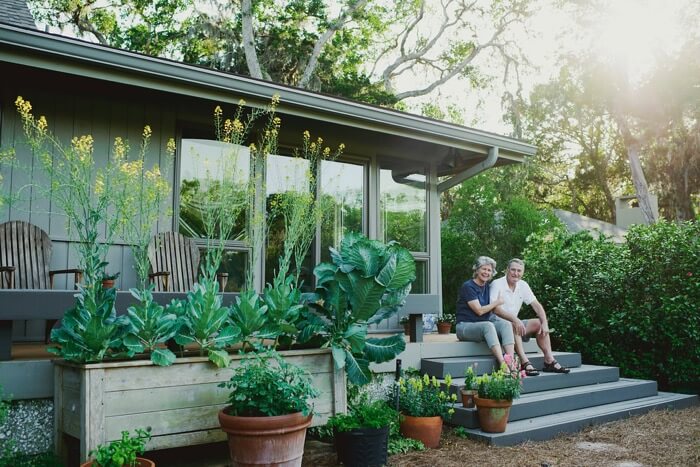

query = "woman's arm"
[[467, 295, 504, 316]]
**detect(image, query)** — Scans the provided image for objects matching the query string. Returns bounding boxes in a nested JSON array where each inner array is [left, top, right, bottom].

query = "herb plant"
[[326, 400, 398, 433], [88, 428, 151, 467], [219, 350, 319, 417], [464, 365, 478, 390], [474, 362, 523, 401], [397, 373, 457, 419]]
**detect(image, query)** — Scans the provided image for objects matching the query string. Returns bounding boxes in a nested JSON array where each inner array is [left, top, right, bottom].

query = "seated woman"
[[455, 256, 524, 367]]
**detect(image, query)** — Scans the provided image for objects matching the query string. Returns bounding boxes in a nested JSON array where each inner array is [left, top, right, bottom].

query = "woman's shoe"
[[521, 361, 540, 376], [542, 360, 570, 374]]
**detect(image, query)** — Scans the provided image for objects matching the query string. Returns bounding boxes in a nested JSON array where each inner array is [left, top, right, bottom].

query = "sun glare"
[[595, 0, 684, 77]]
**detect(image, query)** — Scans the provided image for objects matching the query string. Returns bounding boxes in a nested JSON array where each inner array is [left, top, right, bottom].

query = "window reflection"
[[379, 162, 427, 252], [320, 160, 364, 262]]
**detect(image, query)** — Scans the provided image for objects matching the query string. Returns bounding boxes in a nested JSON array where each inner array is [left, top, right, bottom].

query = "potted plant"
[[400, 316, 410, 335], [396, 373, 457, 448], [473, 355, 524, 433], [436, 313, 454, 334], [326, 399, 398, 467], [461, 365, 478, 408], [217, 350, 319, 467], [101, 272, 119, 289], [81, 428, 153, 467]]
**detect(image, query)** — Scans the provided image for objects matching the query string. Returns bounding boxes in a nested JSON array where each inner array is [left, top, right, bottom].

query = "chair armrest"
[[149, 271, 171, 291], [49, 268, 84, 289], [0, 266, 16, 272], [217, 272, 229, 291]]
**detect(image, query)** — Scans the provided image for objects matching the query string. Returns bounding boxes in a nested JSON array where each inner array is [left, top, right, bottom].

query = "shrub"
[[523, 220, 700, 391]]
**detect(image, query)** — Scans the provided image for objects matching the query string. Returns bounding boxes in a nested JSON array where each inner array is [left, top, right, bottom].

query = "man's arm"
[[530, 300, 549, 335], [467, 296, 503, 316]]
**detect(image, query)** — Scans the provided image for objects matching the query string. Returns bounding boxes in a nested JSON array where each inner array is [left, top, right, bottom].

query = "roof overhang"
[[0, 23, 536, 173]]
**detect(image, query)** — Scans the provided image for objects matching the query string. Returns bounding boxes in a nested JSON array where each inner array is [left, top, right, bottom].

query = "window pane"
[[320, 160, 364, 262], [200, 248, 248, 292], [412, 260, 428, 294], [379, 162, 427, 252], [179, 139, 249, 241], [265, 154, 314, 288]]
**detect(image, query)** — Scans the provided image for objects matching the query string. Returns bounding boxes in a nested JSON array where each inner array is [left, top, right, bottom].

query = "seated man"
[[489, 258, 570, 376]]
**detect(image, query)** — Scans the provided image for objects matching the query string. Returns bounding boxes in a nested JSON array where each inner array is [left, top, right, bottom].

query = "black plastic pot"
[[334, 426, 389, 467]]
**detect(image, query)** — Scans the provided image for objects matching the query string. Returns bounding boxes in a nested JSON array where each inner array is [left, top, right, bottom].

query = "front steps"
[[420, 351, 698, 446]]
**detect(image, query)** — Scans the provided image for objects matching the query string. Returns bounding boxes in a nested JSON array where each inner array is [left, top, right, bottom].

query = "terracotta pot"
[[460, 389, 476, 408], [437, 322, 452, 334], [218, 409, 312, 467], [403, 323, 410, 335], [80, 457, 155, 467], [399, 414, 442, 449], [101, 279, 115, 289], [474, 396, 513, 433]]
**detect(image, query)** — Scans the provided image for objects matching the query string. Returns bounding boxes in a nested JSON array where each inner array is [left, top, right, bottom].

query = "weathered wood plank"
[[145, 429, 226, 452]]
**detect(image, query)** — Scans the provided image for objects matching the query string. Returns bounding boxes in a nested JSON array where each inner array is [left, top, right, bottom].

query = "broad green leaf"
[[151, 348, 176, 366], [344, 354, 371, 385], [122, 334, 144, 354], [332, 346, 347, 369], [347, 276, 385, 321], [344, 324, 367, 354], [208, 349, 231, 368], [363, 334, 406, 363]]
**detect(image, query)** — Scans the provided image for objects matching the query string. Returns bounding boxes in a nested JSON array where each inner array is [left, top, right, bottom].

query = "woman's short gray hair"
[[472, 256, 497, 278]]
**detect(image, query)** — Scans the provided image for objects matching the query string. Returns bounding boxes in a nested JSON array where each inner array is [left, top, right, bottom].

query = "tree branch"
[[241, 0, 264, 79]]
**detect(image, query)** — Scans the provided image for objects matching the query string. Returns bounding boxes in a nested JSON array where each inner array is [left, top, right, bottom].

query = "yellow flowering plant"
[[397, 373, 457, 418]]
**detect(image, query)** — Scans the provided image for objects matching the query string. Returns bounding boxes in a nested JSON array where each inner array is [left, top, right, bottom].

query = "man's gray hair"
[[508, 258, 525, 269], [472, 256, 497, 278]]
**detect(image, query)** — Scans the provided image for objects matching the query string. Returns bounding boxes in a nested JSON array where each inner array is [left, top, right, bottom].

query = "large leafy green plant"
[[122, 287, 180, 366], [48, 286, 129, 363], [299, 232, 415, 385]]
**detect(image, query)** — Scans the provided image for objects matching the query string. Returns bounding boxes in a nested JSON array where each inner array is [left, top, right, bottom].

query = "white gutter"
[[437, 146, 499, 193]]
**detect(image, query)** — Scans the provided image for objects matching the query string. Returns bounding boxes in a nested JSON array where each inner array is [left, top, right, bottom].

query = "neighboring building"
[[553, 209, 628, 243], [615, 194, 659, 228], [0, 0, 37, 30]]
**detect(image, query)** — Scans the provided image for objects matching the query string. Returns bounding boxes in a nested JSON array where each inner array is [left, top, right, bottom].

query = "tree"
[[29, 0, 534, 105]]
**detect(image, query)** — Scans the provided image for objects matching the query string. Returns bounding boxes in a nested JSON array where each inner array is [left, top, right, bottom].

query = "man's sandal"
[[521, 361, 540, 376], [542, 360, 570, 374]]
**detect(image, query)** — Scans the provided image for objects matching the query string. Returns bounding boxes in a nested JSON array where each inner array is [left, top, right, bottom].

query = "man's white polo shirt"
[[489, 276, 536, 317]]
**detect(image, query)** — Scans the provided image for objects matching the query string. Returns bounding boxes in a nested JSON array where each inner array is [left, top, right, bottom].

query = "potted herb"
[[217, 350, 319, 467], [101, 272, 119, 290], [474, 355, 524, 433], [461, 365, 478, 408], [327, 399, 398, 467], [436, 313, 454, 334], [397, 374, 457, 448], [81, 428, 153, 467]]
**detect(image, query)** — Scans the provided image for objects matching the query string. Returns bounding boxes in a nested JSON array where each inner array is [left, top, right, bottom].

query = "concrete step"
[[422, 352, 582, 379], [457, 391, 699, 446], [448, 364, 620, 395], [450, 378, 658, 428]]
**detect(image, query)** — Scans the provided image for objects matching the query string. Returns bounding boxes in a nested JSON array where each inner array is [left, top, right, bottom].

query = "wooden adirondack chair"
[[147, 232, 228, 292], [0, 220, 83, 342]]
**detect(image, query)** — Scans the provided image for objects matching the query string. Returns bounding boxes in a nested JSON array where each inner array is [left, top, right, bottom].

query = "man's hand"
[[494, 292, 505, 307], [539, 321, 549, 336], [514, 318, 526, 336]]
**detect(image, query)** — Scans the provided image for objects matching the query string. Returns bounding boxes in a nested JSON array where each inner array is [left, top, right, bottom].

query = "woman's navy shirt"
[[455, 279, 491, 323]]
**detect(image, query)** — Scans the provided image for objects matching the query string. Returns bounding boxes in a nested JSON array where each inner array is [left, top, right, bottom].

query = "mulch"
[[302, 405, 700, 467]]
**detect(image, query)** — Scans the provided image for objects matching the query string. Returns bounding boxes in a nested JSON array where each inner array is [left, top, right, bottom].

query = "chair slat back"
[[148, 232, 200, 292], [0, 221, 52, 289]]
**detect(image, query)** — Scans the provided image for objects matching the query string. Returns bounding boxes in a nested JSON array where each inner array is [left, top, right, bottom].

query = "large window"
[[178, 139, 250, 291], [319, 159, 365, 262], [379, 160, 427, 253]]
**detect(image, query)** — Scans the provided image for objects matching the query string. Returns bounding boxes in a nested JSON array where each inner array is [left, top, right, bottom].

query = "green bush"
[[523, 220, 700, 391]]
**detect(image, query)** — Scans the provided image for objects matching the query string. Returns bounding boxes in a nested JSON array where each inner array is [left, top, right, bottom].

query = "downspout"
[[437, 146, 499, 193]]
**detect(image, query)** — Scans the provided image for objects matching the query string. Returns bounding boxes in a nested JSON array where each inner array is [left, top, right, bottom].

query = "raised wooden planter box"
[[54, 348, 346, 462]]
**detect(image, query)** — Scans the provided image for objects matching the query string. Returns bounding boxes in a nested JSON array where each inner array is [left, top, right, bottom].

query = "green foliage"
[[441, 177, 561, 314], [89, 428, 151, 467], [387, 435, 426, 455], [174, 277, 241, 367], [397, 374, 457, 419], [122, 286, 179, 366], [219, 350, 319, 417], [299, 232, 414, 385], [475, 364, 523, 401], [452, 426, 470, 439], [48, 286, 129, 363], [523, 220, 700, 391], [326, 400, 398, 433], [262, 274, 304, 345], [464, 365, 478, 391], [437, 313, 455, 324]]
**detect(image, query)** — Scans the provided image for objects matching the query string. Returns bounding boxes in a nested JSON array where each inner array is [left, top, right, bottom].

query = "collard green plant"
[[261, 274, 305, 346], [89, 428, 151, 467], [299, 232, 415, 385], [219, 350, 319, 417], [229, 289, 269, 349], [174, 277, 241, 367], [122, 287, 180, 366], [48, 286, 129, 363]]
